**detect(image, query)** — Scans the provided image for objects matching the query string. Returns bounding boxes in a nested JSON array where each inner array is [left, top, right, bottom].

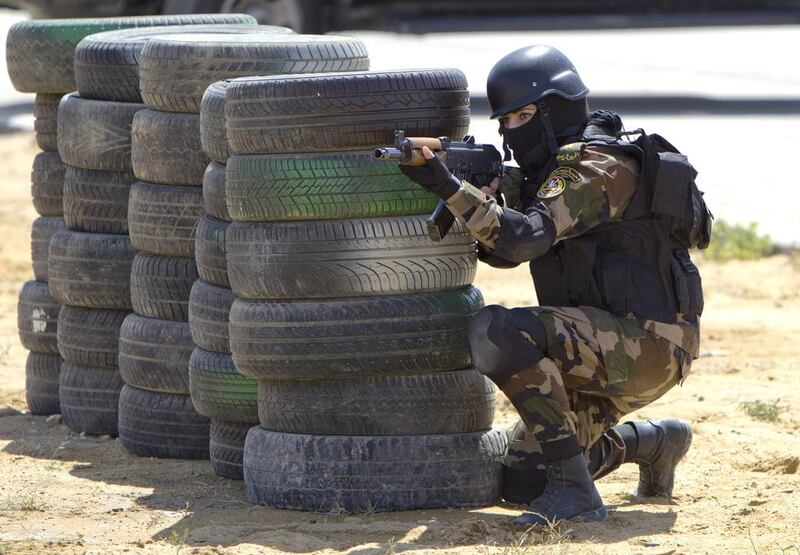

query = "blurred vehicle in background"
[[5, 0, 800, 33]]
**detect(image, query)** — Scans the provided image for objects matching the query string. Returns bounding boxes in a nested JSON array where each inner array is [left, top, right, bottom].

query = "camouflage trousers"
[[468, 304, 693, 470]]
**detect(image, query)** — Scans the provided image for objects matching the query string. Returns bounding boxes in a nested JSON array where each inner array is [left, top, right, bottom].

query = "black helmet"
[[487, 45, 588, 119]]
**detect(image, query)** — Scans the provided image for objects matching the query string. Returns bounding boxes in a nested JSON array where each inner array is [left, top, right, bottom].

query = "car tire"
[[48, 231, 134, 309], [18, 280, 60, 355], [226, 216, 477, 299], [57, 93, 146, 172], [225, 69, 469, 155], [229, 286, 482, 380], [118, 314, 194, 395], [25, 352, 62, 415], [31, 152, 65, 217], [32, 216, 67, 282], [63, 167, 135, 234], [188, 280, 235, 354], [128, 181, 205, 257], [118, 385, 209, 459], [57, 306, 128, 369], [210, 419, 251, 480], [258, 369, 495, 435], [6, 14, 261, 93], [189, 348, 257, 422], [59, 362, 124, 436], [194, 214, 228, 288], [140, 33, 368, 113], [225, 151, 437, 222], [73, 21, 265, 103], [131, 110, 209, 186], [33, 94, 62, 152], [243, 427, 506, 513]]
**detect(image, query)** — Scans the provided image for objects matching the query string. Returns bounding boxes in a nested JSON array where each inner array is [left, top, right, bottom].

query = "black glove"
[[399, 151, 461, 200]]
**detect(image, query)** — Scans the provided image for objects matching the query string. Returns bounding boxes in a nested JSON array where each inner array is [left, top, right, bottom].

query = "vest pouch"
[[562, 239, 603, 308], [669, 249, 704, 316], [598, 250, 632, 314]]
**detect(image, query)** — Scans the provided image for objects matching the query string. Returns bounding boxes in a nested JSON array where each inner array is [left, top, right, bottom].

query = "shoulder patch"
[[537, 166, 581, 200], [555, 142, 585, 163]]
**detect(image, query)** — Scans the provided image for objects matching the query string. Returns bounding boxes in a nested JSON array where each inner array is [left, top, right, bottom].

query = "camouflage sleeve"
[[538, 145, 639, 243], [445, 180, 556, 264], [444, 181, 504, 248]]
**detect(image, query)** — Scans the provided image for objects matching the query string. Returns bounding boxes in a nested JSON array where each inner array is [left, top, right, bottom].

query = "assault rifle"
[[373, 130, 504, 241]]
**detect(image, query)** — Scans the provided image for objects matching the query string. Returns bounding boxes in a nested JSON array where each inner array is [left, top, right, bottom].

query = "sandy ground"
[[0, 131, 798, 554]]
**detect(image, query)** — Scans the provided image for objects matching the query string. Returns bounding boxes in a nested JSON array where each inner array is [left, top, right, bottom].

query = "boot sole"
[[513, 505, 608, 526], [578, 506, 608, 523]]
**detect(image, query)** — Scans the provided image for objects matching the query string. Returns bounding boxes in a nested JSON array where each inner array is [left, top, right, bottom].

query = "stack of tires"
[[119, 28, 367, 459], [175, 33, 371, 478], [220, 69, 507, 512], [18, 105, 65, 416], [6, 15, 259, 422]]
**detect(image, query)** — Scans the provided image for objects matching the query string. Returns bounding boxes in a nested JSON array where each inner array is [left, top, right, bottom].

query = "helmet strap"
[[536, 99, 559, 155], [498, 122, 512, 161]]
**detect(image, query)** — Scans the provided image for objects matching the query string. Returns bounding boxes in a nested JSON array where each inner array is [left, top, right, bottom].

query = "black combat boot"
[[627, 419, 693, 497], [513, 453, 607, 526]]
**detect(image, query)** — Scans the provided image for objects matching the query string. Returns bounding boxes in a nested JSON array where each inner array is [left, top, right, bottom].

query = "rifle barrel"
[[373, 147, 404, 161]]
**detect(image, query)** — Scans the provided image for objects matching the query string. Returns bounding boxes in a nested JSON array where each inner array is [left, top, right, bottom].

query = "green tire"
[[225, 151, 439, 222], [189, 348, 258, 423]]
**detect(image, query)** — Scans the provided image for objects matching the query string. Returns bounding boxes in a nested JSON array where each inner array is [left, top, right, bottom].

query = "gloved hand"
[[399, 146, 461, 200]]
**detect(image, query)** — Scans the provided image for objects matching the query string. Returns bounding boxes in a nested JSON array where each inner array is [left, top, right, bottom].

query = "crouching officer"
[[399, 45, 709, 525]]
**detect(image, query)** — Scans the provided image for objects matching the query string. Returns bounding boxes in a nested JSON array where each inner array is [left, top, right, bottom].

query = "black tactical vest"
[[530, 133, 706, 323]]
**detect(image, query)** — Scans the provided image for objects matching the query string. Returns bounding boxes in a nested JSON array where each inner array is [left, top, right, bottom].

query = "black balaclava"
[[501, 96, 590, 176]]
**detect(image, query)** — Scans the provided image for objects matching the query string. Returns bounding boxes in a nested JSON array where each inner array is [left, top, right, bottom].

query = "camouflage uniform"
[[445, 143, 700, 474]]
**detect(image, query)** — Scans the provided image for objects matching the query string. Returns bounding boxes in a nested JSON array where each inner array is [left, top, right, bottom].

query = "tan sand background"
[[0, 131, 798, 554]]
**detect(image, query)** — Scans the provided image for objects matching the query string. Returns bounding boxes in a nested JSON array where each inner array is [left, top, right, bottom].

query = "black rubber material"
[[210, 419, 251, 480], [131, 110, 209, 186], [34, 94, 62, 152], [194, 214, 229, 288], [189, 348, 257, 422], [128, 181, 205, 257], [229, 286, 483, 380], [57, 93, 146, 172], [118, 385, 210, 460], [188, 280, 235, 354], [243, 428, 506, 513], [74, 23, 271, 103], [225, 152, 438, 222], [259, 370, 496, 435], [25, 352, 62, 416], [130, 253, 198, 322], [31, 151, 65, 217], [57, 306, 128, 369], [200, 81, 230, 163], [31, 216, 67, 282], [118, 314, 194, 394], [48, 231, 134, 309], [226, 216, 477, 299], [140, 33, 368, 113], [225, 69, 470, 155], [6, 14, 258, 93], [202, 161, 230, 222], [63, 166, 135, 234], [17, 280, 60, 355], [59, 362, 123, 436]]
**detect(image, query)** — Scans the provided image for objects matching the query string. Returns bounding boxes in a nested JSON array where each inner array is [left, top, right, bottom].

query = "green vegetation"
[[740, 399, 786, 422], [703, 220, 776, 262]]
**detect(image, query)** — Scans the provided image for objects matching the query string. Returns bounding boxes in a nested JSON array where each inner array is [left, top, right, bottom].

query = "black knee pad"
[[469, 305, 547, 385]]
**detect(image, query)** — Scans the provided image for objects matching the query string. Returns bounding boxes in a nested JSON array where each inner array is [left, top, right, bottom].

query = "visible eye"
[[520, 112, 533, 120]]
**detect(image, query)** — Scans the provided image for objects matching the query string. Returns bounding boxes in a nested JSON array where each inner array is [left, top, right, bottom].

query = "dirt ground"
[[0, 131, 798, 555]]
